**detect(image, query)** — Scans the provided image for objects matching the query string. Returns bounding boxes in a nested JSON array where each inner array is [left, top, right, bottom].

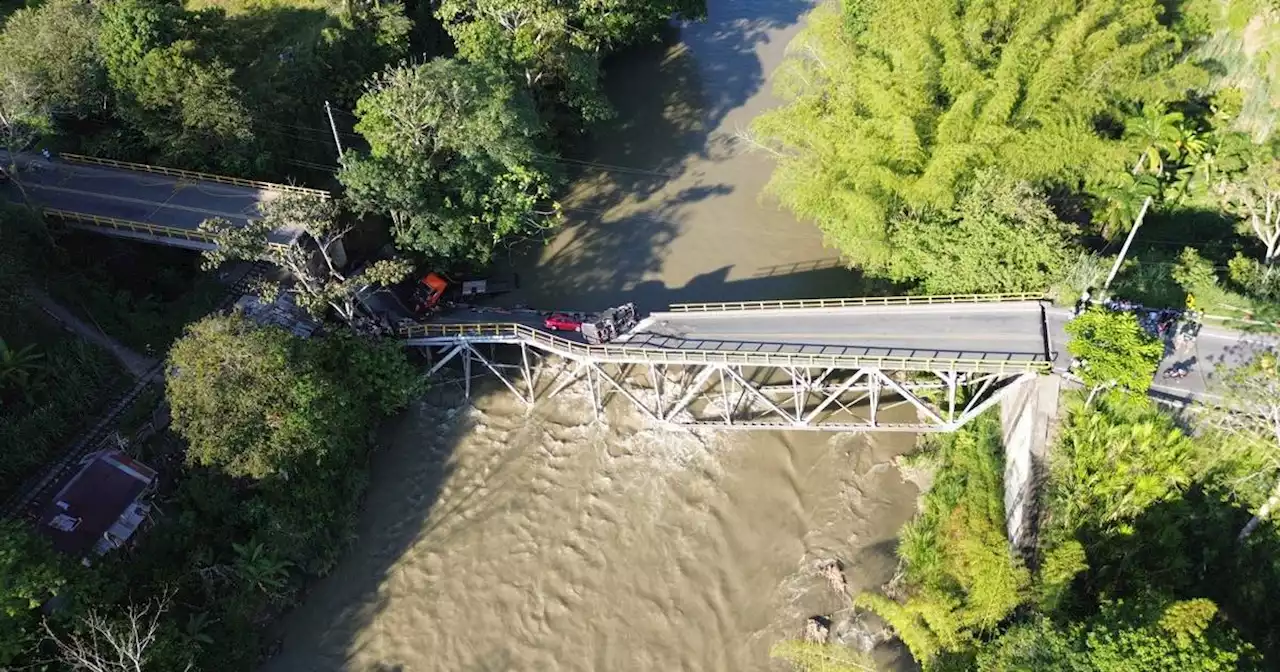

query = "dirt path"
[[27, 287, 159, 379]]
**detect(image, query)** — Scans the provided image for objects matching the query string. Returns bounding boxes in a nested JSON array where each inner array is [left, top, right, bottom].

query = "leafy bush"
[[857, 414, 1029, 664], [978, 600, 1260, 672], [0, 522, 73, 666], [1048, 394, 1196, 532], [1171, 247, 1219, 293], [886, 170, 1076, 295], [1034, 539, 1088, 613], [1226, 252, 1280, 302], [1065, 307, 1165, 397]]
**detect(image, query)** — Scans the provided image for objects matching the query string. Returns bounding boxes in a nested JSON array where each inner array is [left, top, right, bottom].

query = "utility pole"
[[1102, 153, 1159, 291], [324, 100, 344, 161], [1102, 195, 1153, 290]]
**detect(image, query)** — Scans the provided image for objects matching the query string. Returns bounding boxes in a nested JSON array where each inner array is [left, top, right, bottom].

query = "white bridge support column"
[[999, 375, 1062, 554]]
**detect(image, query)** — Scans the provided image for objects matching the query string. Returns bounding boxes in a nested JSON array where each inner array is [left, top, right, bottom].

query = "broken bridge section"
[[400, 296, 1053, 433]]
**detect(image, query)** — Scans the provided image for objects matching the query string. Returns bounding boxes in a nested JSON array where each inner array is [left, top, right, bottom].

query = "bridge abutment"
[[999, 375, 1061, 554]]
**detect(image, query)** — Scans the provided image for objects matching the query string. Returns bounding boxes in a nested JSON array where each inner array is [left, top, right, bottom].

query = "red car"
[[544, 314, 582, 332]]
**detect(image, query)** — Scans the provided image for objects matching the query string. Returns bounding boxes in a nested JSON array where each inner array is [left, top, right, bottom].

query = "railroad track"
[[2, 260, 273, 521]]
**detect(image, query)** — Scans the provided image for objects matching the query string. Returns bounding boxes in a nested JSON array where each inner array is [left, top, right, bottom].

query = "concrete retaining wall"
[[1000, 375, 1061, 553]]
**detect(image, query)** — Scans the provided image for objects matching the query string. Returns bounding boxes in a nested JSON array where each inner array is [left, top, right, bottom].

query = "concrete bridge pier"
[[999, 375, 1061, 554]]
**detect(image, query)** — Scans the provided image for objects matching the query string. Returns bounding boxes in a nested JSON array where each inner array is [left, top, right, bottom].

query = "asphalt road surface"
[[0, 150, 299, 246], [1044, 307, 1280, 402], [624, 302, 1050, 363]]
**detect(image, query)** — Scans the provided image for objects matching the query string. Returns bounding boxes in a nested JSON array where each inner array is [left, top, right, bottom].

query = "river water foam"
[[264, 383, 917, 671]]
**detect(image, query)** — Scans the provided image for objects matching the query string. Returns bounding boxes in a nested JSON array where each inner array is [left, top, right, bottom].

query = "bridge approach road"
[[0, 151, 320, 250]]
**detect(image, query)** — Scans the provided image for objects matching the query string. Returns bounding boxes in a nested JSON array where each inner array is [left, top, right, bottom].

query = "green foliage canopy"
[[0, 0, 104, 145], [1065, 307, 1165, 396], [437, 0, 706, 122], [1050, 395, 1196, 531], [98, 0, 255, 169], [886, 170, 1076, 294], [0, 521, 70, 666], [977, 600, 1259, 671], [341, 58, 560, 263], [855, 415, 1029, 664], [752, 0, 1205, 268], [167, 314, 416, 480], [166, 315, 418, 565]]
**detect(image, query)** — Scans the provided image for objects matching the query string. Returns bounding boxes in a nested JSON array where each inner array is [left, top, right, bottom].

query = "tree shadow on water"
[[499, 0, 821, 309], [259, 380, 538, 671]]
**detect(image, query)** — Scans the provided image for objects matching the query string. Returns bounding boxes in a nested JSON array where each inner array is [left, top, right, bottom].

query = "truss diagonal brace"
[[587, 362, 661, 423], [465, 344, 529, 405], [427, 344, 465, 376], [875, 371, 947, 427], [952, 372, 1036, 427], [664, 365, 721, 421], [803, 370, 868, 425], [722, 365, 798, 425]]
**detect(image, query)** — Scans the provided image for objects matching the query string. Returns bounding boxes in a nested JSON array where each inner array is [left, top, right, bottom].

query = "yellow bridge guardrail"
[[61, 153, 331, 199], [44, 209, 291, 251], [397, 322, 1052, 374], [45, 208, 218, 245], [666, 292, 1046, 313]]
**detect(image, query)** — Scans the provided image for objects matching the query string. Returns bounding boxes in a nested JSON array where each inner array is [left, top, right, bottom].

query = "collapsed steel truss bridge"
[[400, 297, 1053, 432]]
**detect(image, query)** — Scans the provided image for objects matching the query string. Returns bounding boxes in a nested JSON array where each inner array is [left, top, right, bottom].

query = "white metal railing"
[[397, 322, 1051, 374], [666, 292, 1045, 313], [61, 153, 331, 199]]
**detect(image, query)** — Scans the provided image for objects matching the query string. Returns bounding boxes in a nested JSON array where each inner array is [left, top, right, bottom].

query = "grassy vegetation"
[[38, 233, 227, 354], [0, 306, 129, 496]]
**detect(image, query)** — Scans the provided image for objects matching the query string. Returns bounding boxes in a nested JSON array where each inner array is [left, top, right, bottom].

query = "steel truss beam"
[[413, 338, 1037, 432]]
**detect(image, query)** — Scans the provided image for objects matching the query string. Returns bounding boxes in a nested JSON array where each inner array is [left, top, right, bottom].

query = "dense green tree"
[[855, 415, 1029, 665], [0, 0, 104, 154], [1065, 307, 1165, 399], [752, 0, 1205, 269], [1216, 150, 1280, 264], [977, 600, 1259, 671], [1198, 350, 1280, 539], [1049, 395, 1196, 531], [1127, 104, 1187, 177], [341, 58, 560, 263], [98, 0, 254, 170], [886, 170, 1076, 294], [0, 521, 70, 666], [437, 0, 705, 122], [166, 314, 418, 566], [1091, 172, 1162, 238], [167, 314, 416, 480]]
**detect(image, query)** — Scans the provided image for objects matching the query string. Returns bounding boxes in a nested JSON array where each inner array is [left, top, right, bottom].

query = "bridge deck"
[[624, 301, 1050, 364], [403, 300, 1052, 372], [0, 151, 304, 249]]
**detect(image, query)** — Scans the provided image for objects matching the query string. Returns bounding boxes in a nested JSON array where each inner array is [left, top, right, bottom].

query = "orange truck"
[[410, 271, 518, 314]]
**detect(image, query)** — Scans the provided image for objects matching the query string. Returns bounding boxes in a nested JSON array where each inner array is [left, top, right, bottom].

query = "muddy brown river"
[[263, 2, 920, 670]]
